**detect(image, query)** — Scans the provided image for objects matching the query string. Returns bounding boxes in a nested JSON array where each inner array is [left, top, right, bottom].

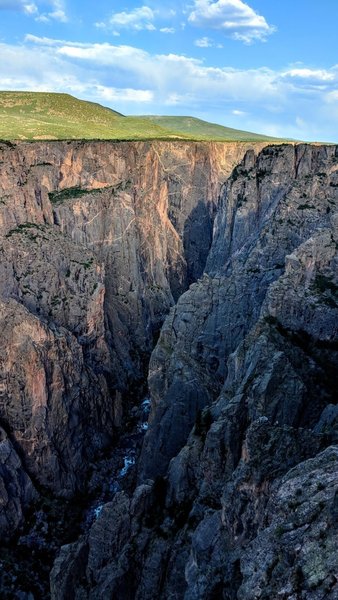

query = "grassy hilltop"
[[0, 91, 283, 142], [139, 115, 276, 142]]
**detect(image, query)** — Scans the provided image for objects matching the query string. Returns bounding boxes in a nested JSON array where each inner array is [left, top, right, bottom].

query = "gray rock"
[[1, 140, 338, 599], [50, 143, 338, 600], [139, 143, 338, 481], [0, 426, 37, 540], [0, 140, 258, 535]]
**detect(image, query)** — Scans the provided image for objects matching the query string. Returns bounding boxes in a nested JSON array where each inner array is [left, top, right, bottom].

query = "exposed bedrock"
[[51, 143, 338, 599], [140, 143, 338, 479], [0, 140, 258, 530], [0, 425, 37, 542]]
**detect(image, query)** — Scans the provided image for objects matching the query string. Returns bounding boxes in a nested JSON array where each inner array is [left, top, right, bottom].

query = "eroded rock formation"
[[0, 140, 257, 526], [0, 141, 337, 599]]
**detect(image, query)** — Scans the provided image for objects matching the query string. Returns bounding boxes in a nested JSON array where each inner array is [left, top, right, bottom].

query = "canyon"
[[0, 140, 337, 599]]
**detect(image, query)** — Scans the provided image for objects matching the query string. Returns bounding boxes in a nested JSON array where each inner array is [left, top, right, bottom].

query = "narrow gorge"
[[0, 140, 337, 599]]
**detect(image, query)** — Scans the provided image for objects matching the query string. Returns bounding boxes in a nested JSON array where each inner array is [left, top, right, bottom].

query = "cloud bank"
[[1, 35, 338, 141]]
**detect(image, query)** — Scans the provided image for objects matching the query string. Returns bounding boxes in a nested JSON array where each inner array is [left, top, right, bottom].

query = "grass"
[[0, 91, 286, 142], [139, 115, 281, 142]]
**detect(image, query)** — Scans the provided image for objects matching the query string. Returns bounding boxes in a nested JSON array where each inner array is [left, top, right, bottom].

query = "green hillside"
[[0, 92, 172, 141], [139, 115, 278, 142], [0, 91, 283, 142]]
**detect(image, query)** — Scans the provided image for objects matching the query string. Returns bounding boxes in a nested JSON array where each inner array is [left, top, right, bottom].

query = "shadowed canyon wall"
[[0, 140, 261, 539], [51, 143, 338, 600], [1, 141, 337, 599]]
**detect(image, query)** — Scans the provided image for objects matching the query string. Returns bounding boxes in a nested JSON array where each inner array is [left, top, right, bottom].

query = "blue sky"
[[1, 0, 338, 141]]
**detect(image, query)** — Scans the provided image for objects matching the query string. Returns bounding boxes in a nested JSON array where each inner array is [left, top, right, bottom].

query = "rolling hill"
[[0, 91, 284, 142], [138, 115, 277, 142]]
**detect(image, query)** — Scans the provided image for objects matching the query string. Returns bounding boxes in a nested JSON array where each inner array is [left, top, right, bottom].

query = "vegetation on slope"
[[0, 91, 284, 142], [139, 115, 278, 142]]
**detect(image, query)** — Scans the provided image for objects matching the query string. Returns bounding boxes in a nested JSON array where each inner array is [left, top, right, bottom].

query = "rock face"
[[140, 144, 338, 479], [1, 140, 337, 598], [49, 143, 338, 599], [0, 140, 258, 529], [0, 297, 111, 495], [0, 426, 37, 541]]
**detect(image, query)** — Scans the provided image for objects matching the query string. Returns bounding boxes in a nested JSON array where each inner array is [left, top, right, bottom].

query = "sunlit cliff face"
[[0, 139, 262, 516]]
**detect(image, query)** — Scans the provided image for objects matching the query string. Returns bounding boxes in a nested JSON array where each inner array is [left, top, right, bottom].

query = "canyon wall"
[[1, 140, 337, 599], [0, 139, 260, 539], [49, 143, 338, 599]]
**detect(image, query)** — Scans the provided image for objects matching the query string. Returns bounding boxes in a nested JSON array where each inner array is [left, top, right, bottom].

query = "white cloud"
[[24, 33, 62, 44], [160, 27, 175, 34], [24, 3, 37, 14], [0, 42, 153, 105], [232, 109, 247, 115], [323, 88, 338, 119], [96, 85, 153, 103], [0, 0, 67, 20], [188, 0, 275, 43], [165, 92, 195, 105], [57, 43, 150, 66], [194, 36, 223, 48], [2, 36, 338, 141], [326, 90, 338, 102], [282, 68, 335, 82], [38, 0, 67, 22], [0, 0, 37, 13], [98, 5, 156, 32], [17, 35, 293, 105], [195, 36, 213, 47]]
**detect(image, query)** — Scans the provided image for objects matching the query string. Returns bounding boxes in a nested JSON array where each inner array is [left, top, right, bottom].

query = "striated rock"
[[0, 298, 112, 494], [50, 143, 338, 600], [0, 426, 37, 540], [1, 139, 338, 598], [238, 446, 338, 600], [0, 140, 265, 387], [50, 539, 88, 600], [140, 143, 338, 479], [0, 140, 261, 536], [0, 223, 108, 363]]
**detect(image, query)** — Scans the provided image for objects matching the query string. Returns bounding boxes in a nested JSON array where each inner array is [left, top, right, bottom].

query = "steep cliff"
[[49, 143, 338, 600], [0, 140, 260, 535], [1, 140, 337, 599]]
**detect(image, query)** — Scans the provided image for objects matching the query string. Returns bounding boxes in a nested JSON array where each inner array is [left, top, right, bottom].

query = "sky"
[[0, 0, 338, 141]]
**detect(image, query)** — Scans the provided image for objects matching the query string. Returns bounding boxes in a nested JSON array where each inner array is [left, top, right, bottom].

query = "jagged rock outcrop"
[[237, 446, 338, 600], [0, 298, 112, 495], [0, 426, 37, 541], [0, 140, 257, 381], [0, 140, 258, 534], [140, 143, 338, 479], [51, 143, 338, 599]]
